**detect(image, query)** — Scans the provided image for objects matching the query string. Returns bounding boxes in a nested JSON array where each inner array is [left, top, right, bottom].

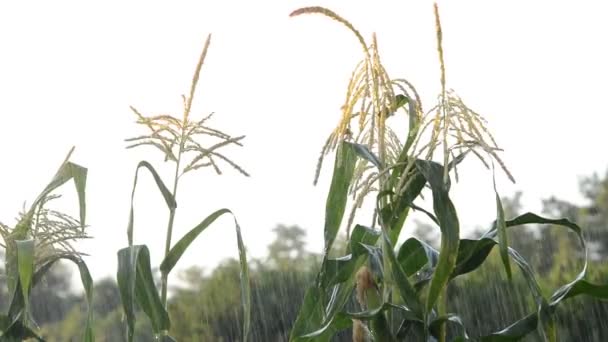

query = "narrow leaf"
[[323, 141, 357, 253], [127, 161, 176, 245], [0, 314, 44, 342], [159, 209, 250, 341], [382, 231, 423, 318], [33, 255, 95, 342], [415, 160, 460, 315], [16, 239, 35, 316], [495, 192, 512, 279], [397, 237, 439, 276], [117, 245, 170, 342]]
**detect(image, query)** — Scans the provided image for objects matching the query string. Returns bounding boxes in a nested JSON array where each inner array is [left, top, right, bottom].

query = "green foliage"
[[287, 4, 608, 342], [116, 33, 250, 341], [0, 148, 94, 341]]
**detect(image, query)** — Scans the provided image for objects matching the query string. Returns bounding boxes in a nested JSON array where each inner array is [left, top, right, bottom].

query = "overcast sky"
[[1, 0, 607, 285]]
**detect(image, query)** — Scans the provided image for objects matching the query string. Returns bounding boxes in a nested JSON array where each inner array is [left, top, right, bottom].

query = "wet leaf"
[[415, 160, 460, 316], [126, 161, 176, 245], [323, 141, 358, 253], [159, 209, 251, 341], [117, 245, 170, 342]]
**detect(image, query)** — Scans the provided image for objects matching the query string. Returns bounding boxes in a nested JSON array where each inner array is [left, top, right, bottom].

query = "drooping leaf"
[[429, 314, 470, 341], [561, 280, 608, 301], [397, 237, 439, 276], [13, 147, 87, 238], [291, 226, 382, 341], [159, 208, 250, 341], [451, 238, 496, 278], [117, 245, 170, 342], [33, 255, 95, 342], [289, 286, 326, 341], [384, 152, 467, 244], [415, 160, 460, 315], [349, 142, 383, 169], [0, 314, 44, 342], [126, 161, 176, 245], [480, 313, 538, 342], [320, 225, 380, 287], [382, 231, 423, 318], [296, 302, 421, 341]]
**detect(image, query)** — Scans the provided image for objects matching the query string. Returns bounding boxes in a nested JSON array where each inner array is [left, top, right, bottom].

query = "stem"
[[160, 124, 185, 307], [160, 159, 181, 307], [438, 288, 448, 342]]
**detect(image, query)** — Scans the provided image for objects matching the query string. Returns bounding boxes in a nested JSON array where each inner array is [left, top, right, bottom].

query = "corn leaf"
[[493, 173, 512, 280], [382, 231, 423, 318], [415, 160, 460, 316], [0, 314, 44, 342], [159, 208, 251, 342], [290, 225, 381, 341], [126, 161, 176, 245], [429, 314, 469, 341], [33, 255, 95, 342], [323, 141, 358, 253], [397, 237, 439, 276], [117, 245, 170, 342], [15, 239, 35, 317]]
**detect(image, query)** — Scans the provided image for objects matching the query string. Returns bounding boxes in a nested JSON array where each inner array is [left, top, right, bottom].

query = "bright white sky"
[[1, 0, 607, 286]]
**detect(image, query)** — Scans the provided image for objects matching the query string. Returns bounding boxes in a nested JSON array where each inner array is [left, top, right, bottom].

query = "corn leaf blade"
[[15, 239, 35, 317], [159, 208, 250, 341], [33, 255, 95, 342], [414, 160, 460, 316], [397, 237, 439, 277], [323, 141, 358, 253], [0, 314, 44, 342], [127, 161, 176, 245], [117, 245, 170, 342]]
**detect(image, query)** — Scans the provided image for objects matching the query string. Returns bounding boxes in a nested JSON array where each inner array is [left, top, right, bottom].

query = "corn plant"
[[288, 4, 608, 342], [116, 34, 251, 341], [0, 147, 94, 341]]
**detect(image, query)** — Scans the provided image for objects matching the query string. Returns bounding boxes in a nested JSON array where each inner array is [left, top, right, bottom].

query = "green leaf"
[[291, 282, 355, 342], [403, 97, 418, 155], [393, 94, 409, 111], [384, 152, 467, 245], [451, 238, 496, 278], [429, 314, 469, 340], [290, 226, 380, 341], [289, 286, 326, 341], [349, 142, 383, 169], [16, 239, 35, 316], [159, 208, 251, 341], [494, 190, 512, 280], [480, 313, 538, 342], [397, 237, 439, 276], [561, 280, 608, 301], [126, 161, 176, 245], [160, 209, 231, 274], [296, 302, 422, 341], [320, 225, 380, 287], [117, 245, 170, 342], [0, 314, 44, 342], [481, 279, 608, 342], [323, 141, 357, 253], [33, 255, 95, 342], [382, 231, 423, 318], [415, 160, 460, 316], [13, 147, 87, 238]]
